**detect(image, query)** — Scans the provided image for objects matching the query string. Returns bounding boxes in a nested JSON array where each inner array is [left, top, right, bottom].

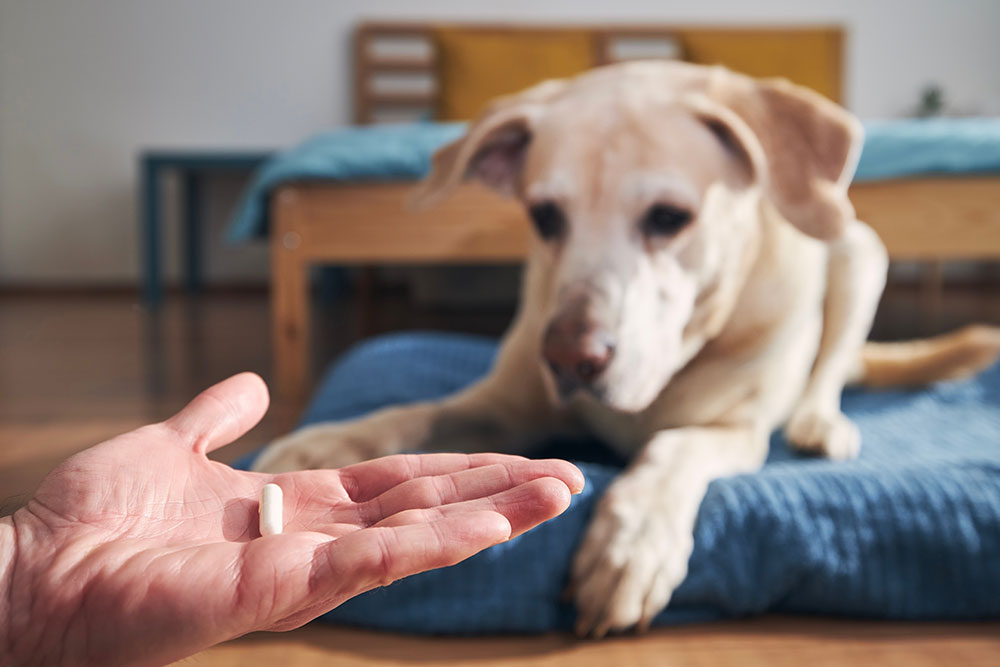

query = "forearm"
[[1, 516, 17, 659]]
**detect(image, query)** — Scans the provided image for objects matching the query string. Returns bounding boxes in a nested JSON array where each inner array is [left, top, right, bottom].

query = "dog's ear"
[[698, 70, 864, 240], [410, 79, 567, 209], [411, 107, 533, 207]]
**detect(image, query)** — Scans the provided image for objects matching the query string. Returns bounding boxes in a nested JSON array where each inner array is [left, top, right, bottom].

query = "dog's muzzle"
[[542, 313, 616, 399]]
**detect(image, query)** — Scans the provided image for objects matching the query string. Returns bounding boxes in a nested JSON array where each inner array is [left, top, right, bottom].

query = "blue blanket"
[[240, 332, 1000, 634], [227, 118, 1000, 241]]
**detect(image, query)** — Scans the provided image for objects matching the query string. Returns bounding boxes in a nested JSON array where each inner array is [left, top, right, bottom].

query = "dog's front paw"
[[784, 406, 860, 461], [569, 480, 692, 637], [251, 423, 387, 473]]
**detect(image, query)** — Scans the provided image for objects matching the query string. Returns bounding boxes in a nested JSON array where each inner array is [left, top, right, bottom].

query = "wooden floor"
[[1, 288, 997, 665], [198, 619, 1000, 666]]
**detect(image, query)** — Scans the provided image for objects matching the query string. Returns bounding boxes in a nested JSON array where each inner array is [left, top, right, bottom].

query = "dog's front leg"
[[785, 220, 888, 460], [252, 372, 555, 473], [570, 425, 767, 637], [253, 321, 560, 473]]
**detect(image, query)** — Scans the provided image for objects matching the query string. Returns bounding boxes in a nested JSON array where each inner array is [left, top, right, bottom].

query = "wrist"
[[1, 509, 62, 666]]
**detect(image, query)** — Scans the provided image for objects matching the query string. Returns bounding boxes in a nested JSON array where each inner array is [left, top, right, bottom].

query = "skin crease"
[[253, 62, 896, 636], [0, 373, 584, 666]]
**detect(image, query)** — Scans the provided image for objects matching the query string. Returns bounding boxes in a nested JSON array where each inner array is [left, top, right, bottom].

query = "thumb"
[[165, 372, 270, 455]]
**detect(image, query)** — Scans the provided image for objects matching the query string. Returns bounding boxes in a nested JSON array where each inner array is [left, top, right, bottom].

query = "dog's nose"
[[542, 321, 616, 390]]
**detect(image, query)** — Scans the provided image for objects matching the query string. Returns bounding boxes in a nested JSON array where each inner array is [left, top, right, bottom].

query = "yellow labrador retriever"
[[254, 62, 1000, 636]]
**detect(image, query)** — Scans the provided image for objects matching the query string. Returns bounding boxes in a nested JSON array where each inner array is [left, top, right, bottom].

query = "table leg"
[[141, 158, 163, 308], [183, 172, 203, 294]]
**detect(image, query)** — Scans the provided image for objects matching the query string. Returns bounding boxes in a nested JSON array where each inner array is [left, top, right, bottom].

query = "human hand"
[[1, 373, 583, 666]]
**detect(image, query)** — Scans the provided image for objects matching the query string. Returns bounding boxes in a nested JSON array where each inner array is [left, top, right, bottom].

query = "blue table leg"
[[182, 171, 202, 293], [141, 158, 162, 308]]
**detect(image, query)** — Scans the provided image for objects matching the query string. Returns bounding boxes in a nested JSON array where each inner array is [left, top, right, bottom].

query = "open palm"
[[6, 373, 582, 666]]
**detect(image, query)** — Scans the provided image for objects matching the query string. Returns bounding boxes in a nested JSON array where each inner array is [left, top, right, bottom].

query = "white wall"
[[2, 0, 999, 285]]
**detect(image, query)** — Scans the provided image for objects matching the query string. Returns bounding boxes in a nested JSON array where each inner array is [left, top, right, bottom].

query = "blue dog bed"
[[241, 332, 1000, 634]]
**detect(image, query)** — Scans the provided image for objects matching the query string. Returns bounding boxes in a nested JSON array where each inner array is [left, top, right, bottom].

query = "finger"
[[373, 476, 573, 538], [322, 511, 510, 602], [360, 459, 582, 523], [338, 452, 532, 502], [165, 372, 270, 455], [255, 512, 512, 632]]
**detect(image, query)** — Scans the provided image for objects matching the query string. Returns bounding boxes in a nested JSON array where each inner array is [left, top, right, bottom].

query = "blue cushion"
[[238, 332, 1000, 634]]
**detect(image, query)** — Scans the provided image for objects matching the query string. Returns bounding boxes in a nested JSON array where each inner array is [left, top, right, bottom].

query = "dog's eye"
[[528, 202, 566, 241], [641, 204, 692, 237]]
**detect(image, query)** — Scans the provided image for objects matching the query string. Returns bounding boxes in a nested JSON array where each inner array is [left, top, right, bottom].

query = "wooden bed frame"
[[270, 22, 1000, 399]]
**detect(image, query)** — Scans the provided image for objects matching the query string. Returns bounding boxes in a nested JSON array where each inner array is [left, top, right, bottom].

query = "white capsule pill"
[[259, 483, 283, 536]]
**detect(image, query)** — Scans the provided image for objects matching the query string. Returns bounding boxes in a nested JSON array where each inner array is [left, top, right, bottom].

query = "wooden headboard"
[[353, 22, 845, 124]]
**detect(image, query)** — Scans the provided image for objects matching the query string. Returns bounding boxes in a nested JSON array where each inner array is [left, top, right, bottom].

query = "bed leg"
[[920, 260, 944, 334], [272, 187, 310, 403]]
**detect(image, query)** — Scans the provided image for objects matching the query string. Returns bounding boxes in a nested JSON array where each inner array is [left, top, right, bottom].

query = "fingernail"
[[556, 461, 585, 494]]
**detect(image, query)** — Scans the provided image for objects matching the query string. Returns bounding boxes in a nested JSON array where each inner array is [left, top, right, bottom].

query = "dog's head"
[[414, 62, 863, 412]]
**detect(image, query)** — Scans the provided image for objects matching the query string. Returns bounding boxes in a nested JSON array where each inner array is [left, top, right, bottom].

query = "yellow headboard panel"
[[677, 28, 843, 104], [353, 23, 845, 124], [434, 28, 595, 121]]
